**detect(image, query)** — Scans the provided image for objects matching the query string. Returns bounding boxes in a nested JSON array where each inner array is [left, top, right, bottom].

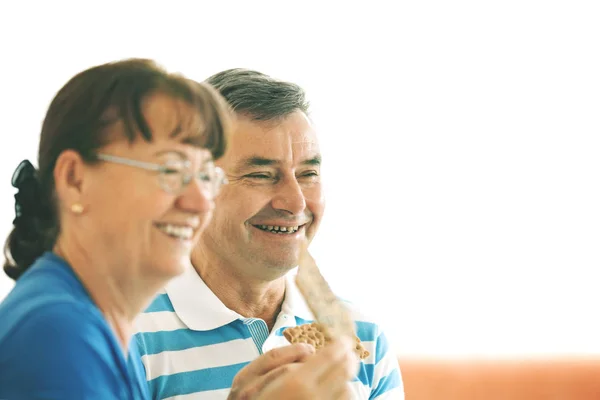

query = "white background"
[[1, 1, 599, 358]]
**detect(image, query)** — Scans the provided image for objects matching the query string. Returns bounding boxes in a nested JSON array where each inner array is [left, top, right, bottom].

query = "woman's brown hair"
[[4, 58, 230, 280]]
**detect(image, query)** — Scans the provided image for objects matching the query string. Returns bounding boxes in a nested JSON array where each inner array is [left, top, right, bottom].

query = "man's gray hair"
[[206, 69, 309, 121]]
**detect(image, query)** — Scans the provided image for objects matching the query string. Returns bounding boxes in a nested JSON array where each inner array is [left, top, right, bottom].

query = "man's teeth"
[[257, 225, 300, 234], [157, 224, 194, 239]]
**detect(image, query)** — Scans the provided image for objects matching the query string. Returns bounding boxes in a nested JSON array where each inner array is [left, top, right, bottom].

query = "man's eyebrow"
[[302, 155, 322, 166], [234, 155, 322, 171], [235, 154, 322, 169], [235, 156, 279, 170]]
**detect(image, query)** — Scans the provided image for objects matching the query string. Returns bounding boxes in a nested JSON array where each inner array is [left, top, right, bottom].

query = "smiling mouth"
[[155, 223, 194, 240], [253, 224, 305, 234]]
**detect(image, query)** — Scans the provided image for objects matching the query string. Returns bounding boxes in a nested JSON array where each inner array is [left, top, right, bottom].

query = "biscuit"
[[283, 322, 370, 360]]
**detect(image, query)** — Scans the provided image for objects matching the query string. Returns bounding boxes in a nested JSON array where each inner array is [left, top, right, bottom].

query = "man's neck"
[[192, 247, 286, 331]]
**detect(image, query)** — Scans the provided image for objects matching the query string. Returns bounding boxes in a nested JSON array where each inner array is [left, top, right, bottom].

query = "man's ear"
[[53, 150, 88, 212]]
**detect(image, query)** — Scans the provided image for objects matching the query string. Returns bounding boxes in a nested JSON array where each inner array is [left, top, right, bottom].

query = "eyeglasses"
[[95, 153, 228, 197]]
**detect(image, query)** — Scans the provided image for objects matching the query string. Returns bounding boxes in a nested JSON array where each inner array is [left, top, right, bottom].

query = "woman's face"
[[76, 92, 217, 281]]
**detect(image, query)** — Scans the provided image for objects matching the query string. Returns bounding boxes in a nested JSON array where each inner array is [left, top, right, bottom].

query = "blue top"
[[0, 252, 149, 400]]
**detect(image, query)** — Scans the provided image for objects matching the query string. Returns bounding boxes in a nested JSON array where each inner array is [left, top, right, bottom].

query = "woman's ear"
[[53, 150, 87, 213]]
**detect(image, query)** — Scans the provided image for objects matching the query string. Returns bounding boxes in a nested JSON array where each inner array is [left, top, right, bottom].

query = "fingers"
[[330, 384, 352, 400], [232, 344, 315, 387], [303, 337, 358, 384], [230, 339, 357, 400], [272, 338, 356, 399], [234, 363, 302, 400]]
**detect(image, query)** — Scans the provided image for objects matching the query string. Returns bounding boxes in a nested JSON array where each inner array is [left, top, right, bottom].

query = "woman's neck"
[[53, 238, 162, 355]]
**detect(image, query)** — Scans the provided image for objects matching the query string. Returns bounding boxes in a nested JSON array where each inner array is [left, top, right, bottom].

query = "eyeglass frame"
[[94, 153, 228, 197]]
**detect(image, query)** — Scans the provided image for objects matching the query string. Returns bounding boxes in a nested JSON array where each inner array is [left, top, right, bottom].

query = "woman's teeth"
[[157, 224, 194, 240]]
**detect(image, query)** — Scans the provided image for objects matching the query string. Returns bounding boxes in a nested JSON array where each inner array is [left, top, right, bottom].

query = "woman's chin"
[[148, 255, 191, 282]]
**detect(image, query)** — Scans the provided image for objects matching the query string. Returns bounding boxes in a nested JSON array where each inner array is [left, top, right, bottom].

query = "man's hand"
[[228, 337, 358, 400]]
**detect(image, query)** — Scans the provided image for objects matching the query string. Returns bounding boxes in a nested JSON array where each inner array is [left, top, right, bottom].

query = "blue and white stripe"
[[135, 273, 403, 399]]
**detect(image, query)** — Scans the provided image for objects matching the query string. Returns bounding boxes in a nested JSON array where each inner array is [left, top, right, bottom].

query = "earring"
[[71, 203, 84, 214]]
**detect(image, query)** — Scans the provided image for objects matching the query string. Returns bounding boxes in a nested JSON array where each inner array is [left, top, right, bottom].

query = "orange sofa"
[[399, 358, 600, 399]]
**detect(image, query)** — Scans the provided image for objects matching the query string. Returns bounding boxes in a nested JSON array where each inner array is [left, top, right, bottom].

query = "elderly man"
[[136, 69, 404, 399]]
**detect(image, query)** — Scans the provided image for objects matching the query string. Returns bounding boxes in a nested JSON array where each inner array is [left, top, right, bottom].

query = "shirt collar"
[[165, 264, 240, 331], [165, 265, 314, 331]]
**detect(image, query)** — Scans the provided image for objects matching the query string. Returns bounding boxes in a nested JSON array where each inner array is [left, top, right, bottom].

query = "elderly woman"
[[0, 59, 230, 398], [0, 58, 357, 400]]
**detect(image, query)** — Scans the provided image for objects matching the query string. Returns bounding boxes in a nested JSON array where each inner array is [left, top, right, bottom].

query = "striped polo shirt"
[[135, 265, 404, 399]]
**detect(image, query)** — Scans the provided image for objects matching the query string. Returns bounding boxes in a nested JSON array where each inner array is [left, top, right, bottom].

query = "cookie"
[[283, 322, 370, 360]]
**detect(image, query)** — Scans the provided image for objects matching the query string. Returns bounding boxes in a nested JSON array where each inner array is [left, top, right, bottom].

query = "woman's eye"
[[197, 172, 211, 182], [161, 160, 188, 174], [162, 167, 182, 175]]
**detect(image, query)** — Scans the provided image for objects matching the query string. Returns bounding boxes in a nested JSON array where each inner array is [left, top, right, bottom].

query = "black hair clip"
[[11, 160, 39, 221]]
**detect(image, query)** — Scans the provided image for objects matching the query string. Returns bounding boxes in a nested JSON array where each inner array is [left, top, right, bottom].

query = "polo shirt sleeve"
[[369, 329, 405, 399], [1, 301, 125, 399]]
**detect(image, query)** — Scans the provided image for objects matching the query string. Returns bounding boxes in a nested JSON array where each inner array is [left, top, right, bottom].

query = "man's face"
[[198, 110, 324, 280]]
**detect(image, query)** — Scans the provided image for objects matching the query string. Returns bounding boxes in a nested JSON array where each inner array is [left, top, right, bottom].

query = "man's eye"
[[245, 173, 273, 180], [299, 171, 319, 180]]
